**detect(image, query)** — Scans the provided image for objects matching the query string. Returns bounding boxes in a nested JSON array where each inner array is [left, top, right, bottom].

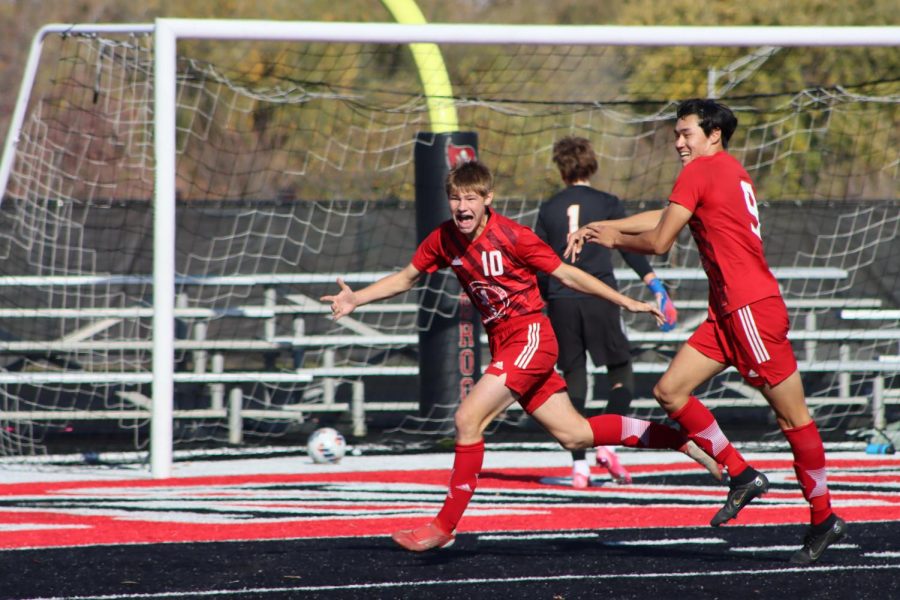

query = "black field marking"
[[19, 563, 900, 599], [5, 522, 900, 600]]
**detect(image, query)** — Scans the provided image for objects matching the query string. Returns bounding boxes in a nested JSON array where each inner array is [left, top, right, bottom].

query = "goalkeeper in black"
[[536, 136, 678, 487]]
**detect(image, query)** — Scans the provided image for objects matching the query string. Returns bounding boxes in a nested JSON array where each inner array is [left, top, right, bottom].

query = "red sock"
[[670, 396, 748, 477], [588, 414, 687, 450], [434, 439, 484, 534], [783, 420, 833, 525]]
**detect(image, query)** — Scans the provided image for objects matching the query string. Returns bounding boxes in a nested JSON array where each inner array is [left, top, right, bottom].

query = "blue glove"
[[647, 278, 677, 332]]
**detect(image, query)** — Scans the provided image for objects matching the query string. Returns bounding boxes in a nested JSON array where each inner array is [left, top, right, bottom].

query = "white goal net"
[[0, 22, 897, 467]]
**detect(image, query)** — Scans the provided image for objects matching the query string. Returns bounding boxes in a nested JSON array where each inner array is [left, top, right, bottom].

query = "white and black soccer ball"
[[307, 427, 347, 464]]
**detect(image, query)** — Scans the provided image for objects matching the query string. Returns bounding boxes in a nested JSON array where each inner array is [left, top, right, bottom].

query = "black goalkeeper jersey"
[[535, 185, 654, 300]]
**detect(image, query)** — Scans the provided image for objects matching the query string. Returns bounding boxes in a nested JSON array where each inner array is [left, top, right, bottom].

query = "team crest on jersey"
[[446, 140, 477, 168], [468, 281, 510, 324]]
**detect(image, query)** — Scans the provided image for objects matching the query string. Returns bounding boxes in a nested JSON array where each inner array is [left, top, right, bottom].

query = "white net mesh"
[[0, 29, 897, 456]]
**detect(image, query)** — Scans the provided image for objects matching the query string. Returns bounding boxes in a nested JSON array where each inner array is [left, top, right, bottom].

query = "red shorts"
[[483, 313, 566, 414], [687, 296, 798, 388]]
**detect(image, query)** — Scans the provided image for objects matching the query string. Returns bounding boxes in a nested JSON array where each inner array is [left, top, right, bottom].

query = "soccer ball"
[[307, 427, 347, 464]]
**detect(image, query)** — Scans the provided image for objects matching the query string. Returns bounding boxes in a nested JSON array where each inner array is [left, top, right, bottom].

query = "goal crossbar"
[[155, 20, 900, 46]]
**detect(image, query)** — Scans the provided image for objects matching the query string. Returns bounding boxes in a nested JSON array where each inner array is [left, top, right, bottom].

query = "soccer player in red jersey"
[[321, 159, 721, 552], [566, 98, 846, 564]]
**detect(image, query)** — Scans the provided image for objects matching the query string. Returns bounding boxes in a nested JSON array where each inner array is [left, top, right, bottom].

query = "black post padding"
[[414, 131, 481, 426]]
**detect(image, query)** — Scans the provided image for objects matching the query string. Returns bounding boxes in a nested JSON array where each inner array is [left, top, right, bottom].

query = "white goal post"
[[151, 20, 899, 477], [1, 20, 898, 478]]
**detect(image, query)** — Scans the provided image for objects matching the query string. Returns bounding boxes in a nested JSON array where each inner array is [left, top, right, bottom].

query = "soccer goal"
[[0, 20, 898, 476]]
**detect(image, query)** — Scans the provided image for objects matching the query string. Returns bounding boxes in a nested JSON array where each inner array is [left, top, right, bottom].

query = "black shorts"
[[546, 296, 632, 372]]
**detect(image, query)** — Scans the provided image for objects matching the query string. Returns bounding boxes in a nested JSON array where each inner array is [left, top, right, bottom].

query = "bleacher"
[[0, 267, 898, 440]]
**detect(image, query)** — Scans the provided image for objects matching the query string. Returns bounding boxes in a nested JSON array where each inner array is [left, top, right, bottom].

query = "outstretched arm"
[[599, 208, 665, 234], [320, 263, 421, 320], [550, 262, 663, 325], [582, 203, 692, 256], [564, 209, 665, 260]]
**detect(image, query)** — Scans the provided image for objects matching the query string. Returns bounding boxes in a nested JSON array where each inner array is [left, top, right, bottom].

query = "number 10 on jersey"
[[482, 250, 504, 277]]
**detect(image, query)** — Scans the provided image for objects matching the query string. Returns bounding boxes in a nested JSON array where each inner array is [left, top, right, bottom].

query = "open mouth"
[[456, 214, 475, 224]]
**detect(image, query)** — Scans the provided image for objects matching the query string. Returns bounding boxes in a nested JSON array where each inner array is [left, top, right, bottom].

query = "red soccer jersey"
[[411, 210, 562, 329], [669, 151, 781, 318]]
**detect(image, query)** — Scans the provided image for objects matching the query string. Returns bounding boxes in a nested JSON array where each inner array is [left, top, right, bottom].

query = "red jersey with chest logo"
[[668, 151, 781, 319], [411, 210, 562, 331]]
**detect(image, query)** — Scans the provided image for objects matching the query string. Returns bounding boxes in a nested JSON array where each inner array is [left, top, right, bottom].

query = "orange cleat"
[[391, 521, 456, 552]]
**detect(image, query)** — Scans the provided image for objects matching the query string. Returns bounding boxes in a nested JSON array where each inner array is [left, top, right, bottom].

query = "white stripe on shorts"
[[738, 305, 770, 364], [514, 322, 540, 369]]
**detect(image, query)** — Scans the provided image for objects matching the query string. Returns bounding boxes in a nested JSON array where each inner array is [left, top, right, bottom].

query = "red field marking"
[[0, 458, 896, 550]]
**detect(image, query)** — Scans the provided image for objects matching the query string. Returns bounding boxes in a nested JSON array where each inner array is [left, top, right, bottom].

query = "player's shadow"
[[479, 470, 614, 488], [473, 534, 738, 566], [478, 470, 546, 485]]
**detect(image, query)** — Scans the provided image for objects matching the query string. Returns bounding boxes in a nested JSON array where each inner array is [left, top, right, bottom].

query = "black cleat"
[[790, 516, 847, 564], [710, 471, 769, 527]]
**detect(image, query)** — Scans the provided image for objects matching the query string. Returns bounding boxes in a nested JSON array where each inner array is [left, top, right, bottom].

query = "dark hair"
[[445, 159, 493, 197], [676, 98, 738, 148], [552, 136, 598, 184]]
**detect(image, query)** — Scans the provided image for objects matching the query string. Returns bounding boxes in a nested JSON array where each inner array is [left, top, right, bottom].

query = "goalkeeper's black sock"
[[605, 386, 633, 416]]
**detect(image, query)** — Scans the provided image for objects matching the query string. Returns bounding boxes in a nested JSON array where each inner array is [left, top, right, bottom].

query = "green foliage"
[[1, 0, 897, 204]]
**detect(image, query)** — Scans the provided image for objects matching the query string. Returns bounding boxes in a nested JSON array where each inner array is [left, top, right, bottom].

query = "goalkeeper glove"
[[647, 278, 677, 332]]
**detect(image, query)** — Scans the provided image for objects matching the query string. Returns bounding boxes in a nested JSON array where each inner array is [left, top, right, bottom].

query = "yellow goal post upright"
[[0, 21, 897, 479]]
